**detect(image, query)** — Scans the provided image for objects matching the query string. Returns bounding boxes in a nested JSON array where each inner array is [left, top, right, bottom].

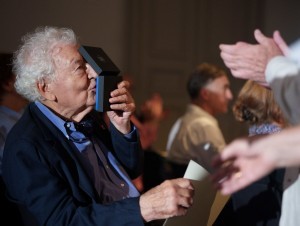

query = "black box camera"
[[79, 45, 122, 112]]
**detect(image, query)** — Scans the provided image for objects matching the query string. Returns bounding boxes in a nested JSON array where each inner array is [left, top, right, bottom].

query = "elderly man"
[[2, 26, 194, 226]]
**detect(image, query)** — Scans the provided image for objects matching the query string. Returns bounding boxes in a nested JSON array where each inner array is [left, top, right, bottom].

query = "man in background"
[[164, 62, 233, 226], [165, 62, 233, 178]]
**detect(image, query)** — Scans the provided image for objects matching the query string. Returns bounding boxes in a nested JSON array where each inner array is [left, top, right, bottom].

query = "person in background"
[[0, 52, 28, 225], [2, 26, 194, 226], [131, 93, 168, 226], [213, 80, 287, 226], [211, 29, 300, 226], [0, 53, 28, 172], [165, 62, 233, 178], [131, 93, 167, 193], [164, 62, 233, 226]]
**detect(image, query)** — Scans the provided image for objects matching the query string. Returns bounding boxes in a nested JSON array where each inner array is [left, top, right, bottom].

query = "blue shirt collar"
[[34, 101, 90, 151]]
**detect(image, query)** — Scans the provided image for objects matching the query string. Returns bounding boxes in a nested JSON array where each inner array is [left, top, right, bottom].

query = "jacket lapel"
[[28, 103, 100, 201]]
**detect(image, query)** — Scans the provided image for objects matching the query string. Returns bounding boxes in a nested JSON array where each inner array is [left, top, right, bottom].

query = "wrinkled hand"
[[107, 80, 136, 134], [219, 29, 284, 86], [210, 138, 276, 195], [140, 178, 194, 222]]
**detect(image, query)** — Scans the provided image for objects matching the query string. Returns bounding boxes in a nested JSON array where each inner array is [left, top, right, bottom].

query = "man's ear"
[[36, 80, 56, 101], [200, 88, 210, 100]]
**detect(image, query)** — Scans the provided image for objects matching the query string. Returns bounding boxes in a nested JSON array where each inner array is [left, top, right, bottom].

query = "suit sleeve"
[[271, 75, 300, 125], [110, 122, 144, 179]]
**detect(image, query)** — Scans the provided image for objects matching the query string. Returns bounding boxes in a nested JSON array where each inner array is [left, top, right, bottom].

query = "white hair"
[[13, 26, 78, 101]]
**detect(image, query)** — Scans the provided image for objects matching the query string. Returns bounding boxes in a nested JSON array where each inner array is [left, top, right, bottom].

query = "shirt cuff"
[[288, 38, 300, 65], [124, 124, 137, 141], [265, 56, 300, 84]]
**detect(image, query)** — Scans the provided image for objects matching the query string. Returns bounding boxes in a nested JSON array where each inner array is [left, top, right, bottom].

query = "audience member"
[[163, 62, 232, 226], [165, 62, 233, 178], [131, 93, 168, 226], [0, 52, 28, 225], [212, 29, 300, 226], [2, 26, 194, 226], [131, 93, 167, 193], [0, 53, 28, 171], [213, 80, 287, 226]]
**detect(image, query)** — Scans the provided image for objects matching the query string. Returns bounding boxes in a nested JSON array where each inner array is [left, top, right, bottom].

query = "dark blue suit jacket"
[[2, 103, 144, 226]]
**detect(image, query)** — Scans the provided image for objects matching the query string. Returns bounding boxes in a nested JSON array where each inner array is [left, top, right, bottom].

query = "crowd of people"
[[1, 24, 300, 226]]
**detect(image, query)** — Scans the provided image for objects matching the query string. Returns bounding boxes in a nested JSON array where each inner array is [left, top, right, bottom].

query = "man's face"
[[46, 44, 98, 119], [204, 75, 233, 115]]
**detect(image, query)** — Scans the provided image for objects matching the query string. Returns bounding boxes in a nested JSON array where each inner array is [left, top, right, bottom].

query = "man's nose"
[[86, 63, 98, 79], [227, 89, 233, 100]]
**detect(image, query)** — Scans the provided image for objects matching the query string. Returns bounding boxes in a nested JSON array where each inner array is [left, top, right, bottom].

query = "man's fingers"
[[176, 207, 189, 217], [173, 178, 194, 190], [254, 29, 269, 45], [273, 30, 289, 56], [219, 42, 248, 53], [117, 80, 130, 89]]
